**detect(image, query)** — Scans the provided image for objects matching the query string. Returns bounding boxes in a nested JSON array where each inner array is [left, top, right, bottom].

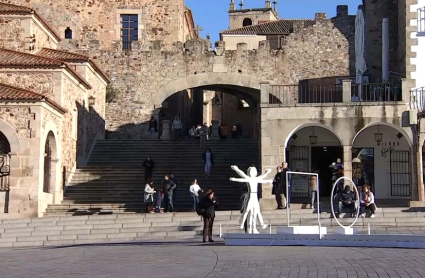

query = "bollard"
[[368, 223, 371, 235], [219, 223, 222, 238], [269, 223, 272, 234]]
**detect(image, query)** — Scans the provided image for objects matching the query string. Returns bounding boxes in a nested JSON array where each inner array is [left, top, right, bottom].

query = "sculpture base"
[[333, 227, 359, 235], [223, 233, 425, 249], [277, 226, 327, 235]]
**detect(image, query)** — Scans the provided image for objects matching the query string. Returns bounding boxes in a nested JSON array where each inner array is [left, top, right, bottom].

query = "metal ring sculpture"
[[330, 177, 360, 229]]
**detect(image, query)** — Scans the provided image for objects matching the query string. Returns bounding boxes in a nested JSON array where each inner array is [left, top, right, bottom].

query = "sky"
[[185, 0, 362, 43]]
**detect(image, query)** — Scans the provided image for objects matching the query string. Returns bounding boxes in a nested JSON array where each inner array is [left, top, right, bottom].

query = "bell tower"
[[228, 0, 279, 30]]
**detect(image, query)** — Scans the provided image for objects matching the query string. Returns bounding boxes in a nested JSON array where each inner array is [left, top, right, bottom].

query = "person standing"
[[172, 116, 182, 141], [189, 125, 196, 139], [239, 185, 249, 233], [142, 157, 155, 183], [272, 166, 283, 209], [279, 162, 291, 209], [148, 116, 158, 139], [309, 174, 318, 210], [162, 174, 177, 213], [198, 190, 219, 243], [202, 148, 214, 177], [199, 123, 209, 148], [144, 178, 156, 213], [189, 179, 203, 211], [170, 173, 178, 206], [220, 123, 230, 139]]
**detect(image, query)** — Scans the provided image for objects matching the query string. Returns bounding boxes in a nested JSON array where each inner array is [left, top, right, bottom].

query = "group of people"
[[336, 184, 376, 218], [144, 174, 177, 213]]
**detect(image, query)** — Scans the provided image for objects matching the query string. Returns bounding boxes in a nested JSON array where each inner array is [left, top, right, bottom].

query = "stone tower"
[[228, 0, 279, 29]]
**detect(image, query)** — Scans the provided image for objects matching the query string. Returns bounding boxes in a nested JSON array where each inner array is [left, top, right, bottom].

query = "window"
[[242, 18, 252, 27], [418, 7, 425, 35], [121, 14, 138, 50], [64, 27, 72, 39]]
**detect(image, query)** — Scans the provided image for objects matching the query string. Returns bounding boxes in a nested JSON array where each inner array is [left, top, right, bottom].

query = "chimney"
[[229, 0, 235, 11], [337, 5, 348, 17], [265, 0, 271, 9], [315, 13, 327, 21]]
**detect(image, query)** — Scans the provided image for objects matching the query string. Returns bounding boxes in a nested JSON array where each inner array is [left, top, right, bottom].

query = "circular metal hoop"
[[330, 177, 360, 229]]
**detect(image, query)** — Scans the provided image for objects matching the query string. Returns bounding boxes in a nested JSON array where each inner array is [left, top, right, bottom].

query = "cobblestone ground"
[[1, 241, 425, 278]]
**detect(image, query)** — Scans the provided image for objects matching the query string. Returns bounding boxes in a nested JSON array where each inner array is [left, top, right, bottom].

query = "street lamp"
[[374, 125, 383, 143], [309, 127, 317, 145], [88, 96, 95, 107]]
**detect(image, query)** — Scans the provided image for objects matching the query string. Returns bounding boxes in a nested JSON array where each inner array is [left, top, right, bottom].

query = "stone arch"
[[0, 119, 21, 153], [352, 122, 412, 147], [243, 18, 253, 27], [284, 122, 343, 148], [43, 131, 58, 193], [154, 73, 262, 108]]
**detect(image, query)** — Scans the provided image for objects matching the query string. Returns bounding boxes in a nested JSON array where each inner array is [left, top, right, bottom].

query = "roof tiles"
[[221, 19, 316, 35]]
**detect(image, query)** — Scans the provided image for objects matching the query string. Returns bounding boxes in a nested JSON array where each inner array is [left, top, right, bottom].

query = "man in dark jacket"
[[162, 174, 177, 212], [142, 157, 155, 183], [273, 162, 291, 209], [198, 190, 218, 243], [337, 185, 357, 218]]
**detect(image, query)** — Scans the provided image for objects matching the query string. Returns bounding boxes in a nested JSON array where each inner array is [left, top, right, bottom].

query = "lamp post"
[[309, 127, 318, 145], [374, 125, 383, 143]]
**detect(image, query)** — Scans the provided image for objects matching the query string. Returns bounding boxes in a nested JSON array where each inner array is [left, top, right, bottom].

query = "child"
[[154, 189, 164, 213]]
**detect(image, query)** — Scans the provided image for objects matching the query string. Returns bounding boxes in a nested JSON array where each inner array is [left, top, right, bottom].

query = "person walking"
[[148, 116, 158, 139], [142, 157, 155, 183], [199, 123, 209, 148], [144, 178, 156, 213], [172, 116, 182, 141], [279, 162, 291, 209], [202, 148, 214, 177], [189, 179, 203, 211], [162, 174, 177, 213], [170, 173, 178, 206], [198, 190, 219, 243]]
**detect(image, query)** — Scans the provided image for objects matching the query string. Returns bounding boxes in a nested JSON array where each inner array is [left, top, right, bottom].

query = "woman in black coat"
[[198, 190, 218, 243]]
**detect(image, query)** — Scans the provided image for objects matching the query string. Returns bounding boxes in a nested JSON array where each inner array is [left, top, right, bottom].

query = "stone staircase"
[[1, 207, 425, 248], [45, 140, 259, 215]]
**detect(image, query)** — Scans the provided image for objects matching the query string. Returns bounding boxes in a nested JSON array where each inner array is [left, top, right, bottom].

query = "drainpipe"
[[382, 18, 390, 82]]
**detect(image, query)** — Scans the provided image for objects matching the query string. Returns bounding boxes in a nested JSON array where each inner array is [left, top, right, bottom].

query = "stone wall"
[[0, 18, 23, 51], [31, 19, 58, 51], [0, 105, 41, 217], [8, 0, 186, 49], [0, 72, 54, 97], [63, 14, 355, 137]]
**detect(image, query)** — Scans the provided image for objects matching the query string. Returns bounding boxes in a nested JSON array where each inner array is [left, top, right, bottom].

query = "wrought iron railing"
[[122, 41, 132, 50], [350, 82, 402, 102], [410, 86, 425, 111], [0, 154, 10, 191], [268, 84, 343, 105]]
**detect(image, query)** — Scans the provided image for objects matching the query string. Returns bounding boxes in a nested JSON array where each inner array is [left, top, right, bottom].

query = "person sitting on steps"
[[337, 185, 357, 218], [360, 184, 377, 218]]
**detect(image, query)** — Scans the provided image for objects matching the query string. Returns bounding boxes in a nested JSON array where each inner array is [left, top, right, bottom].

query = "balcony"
[[262, 80, 406, 106], [410, 86, 425, 111]]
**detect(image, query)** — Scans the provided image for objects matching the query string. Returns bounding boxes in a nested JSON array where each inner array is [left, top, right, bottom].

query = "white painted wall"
[[222, 35, 267, 50], [411, 0, 425, 89], [353, 125, 411, 199]]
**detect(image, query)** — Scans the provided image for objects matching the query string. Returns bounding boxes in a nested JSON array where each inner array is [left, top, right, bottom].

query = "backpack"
[[196, 206, 205, 216]]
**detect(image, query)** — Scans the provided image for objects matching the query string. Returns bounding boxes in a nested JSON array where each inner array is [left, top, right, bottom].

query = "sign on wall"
[[291, 160, 309, 193]]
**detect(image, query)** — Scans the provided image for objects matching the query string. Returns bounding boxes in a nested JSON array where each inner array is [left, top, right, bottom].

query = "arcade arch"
[[286, 123, 343, 198], [352, 122, 412, 200], [43, 131, 58, 194]]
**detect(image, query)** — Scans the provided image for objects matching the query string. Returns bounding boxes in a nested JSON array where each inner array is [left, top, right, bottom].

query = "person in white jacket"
[[360, 184, 377, 218], [144, 178, 156, 213], [189, 179, 203, 211]]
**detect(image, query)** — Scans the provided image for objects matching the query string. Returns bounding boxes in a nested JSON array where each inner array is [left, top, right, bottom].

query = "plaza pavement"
[[0, 240, 425, 278]]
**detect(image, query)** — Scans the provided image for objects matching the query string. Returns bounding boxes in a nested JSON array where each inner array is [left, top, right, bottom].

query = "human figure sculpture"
[[230, 166, 272, 234]]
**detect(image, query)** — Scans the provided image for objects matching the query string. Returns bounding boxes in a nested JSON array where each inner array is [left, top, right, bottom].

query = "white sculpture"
[[230, 166, 272, 234]]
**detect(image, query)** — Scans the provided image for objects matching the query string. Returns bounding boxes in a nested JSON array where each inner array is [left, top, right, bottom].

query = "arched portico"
[[285, 123, 343, 198], [0, 119, 21, 154], [352, 122, 413, 200], [42, 131, 58, 194]]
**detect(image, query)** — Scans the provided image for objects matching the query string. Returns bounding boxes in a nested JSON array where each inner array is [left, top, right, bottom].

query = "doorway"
[[311, 146, 343, 197]]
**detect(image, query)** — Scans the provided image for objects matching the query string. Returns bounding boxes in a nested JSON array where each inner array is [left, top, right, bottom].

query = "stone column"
[[343, 145, 353, 187], [161, 120, 171, 140], [260, 82, 270, 105], [210, 120, 220, 140], [342, 79, 352, 102]]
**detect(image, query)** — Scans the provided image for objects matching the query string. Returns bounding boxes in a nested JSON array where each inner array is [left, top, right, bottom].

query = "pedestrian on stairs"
[[189, 179, 203, 211], [162, 174, 177, 213], [199, 123, 209, 148], [144, 178, 156, 213], [143, 157, 155, 183], [172, 116, 183, 141], [202, 148, 214, 177], [148, 116, 158, 139], [170, 173, 178, 206]]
